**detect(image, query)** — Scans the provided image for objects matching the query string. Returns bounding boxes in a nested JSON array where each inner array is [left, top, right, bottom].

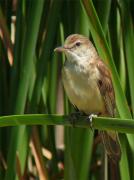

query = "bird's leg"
[[69, 111, 86, 127]]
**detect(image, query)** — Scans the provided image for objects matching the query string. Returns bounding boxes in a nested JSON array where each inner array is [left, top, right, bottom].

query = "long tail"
[[100, 131, 121, 163]]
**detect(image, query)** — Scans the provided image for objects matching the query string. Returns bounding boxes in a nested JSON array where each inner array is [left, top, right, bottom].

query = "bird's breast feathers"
[[62, 62, 105, 114]]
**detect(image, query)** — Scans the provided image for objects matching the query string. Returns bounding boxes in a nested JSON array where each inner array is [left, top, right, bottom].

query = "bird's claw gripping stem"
[[68, 112, 97, 129], [68, 112, 85, 127], [86, 114, 98, 130]]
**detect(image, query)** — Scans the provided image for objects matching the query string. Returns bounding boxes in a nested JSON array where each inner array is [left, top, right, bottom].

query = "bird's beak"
[[54, 46, 65, 53]]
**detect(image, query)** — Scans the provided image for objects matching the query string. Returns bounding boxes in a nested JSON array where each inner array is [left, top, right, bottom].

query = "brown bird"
[[54, 34, 121, 162]]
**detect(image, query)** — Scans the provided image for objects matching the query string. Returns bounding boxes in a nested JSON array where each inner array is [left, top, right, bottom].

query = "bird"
[[54, 34, 121, 162]]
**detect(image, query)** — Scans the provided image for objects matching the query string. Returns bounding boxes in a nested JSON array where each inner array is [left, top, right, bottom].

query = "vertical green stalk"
[[118, 1, 134, 179], [5, 1, 44, 180], [14, 2, 44, 114], [93, 0, 111, 33], [9, 0, 25, 112], [109, 1, 120, 69], [30, 0, 62, 111], [118, 1, 134, 116]]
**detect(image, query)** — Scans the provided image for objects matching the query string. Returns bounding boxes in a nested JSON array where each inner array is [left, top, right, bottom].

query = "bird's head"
[[54, 34, 98, 63]]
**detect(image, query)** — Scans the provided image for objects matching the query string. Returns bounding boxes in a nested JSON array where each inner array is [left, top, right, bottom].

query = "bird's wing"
[[96, 60, 115, 117]]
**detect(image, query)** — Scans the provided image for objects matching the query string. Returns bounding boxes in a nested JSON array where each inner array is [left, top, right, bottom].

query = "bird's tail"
[[100, 131, 121, 163]]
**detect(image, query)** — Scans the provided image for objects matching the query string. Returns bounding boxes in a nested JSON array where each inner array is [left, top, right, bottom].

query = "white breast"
[[62, 62, 105, 114]]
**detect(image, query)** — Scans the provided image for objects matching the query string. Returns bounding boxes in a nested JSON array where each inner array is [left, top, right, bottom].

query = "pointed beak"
[[54, 46, 65, 53]]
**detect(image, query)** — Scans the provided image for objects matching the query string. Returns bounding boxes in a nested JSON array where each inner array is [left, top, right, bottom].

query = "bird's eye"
[[75, 42, 81, 46]]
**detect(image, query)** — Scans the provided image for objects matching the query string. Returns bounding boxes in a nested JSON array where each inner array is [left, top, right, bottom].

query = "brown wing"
[[96, 60, 121, 162], [96, 60, 115, 117]]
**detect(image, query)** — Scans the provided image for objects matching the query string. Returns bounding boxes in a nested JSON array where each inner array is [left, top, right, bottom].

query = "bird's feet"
[[68, 111, 85, 127], [86, 114, 98, 130]]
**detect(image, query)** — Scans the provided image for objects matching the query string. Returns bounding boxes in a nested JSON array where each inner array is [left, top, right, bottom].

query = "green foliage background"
[[0, 0, 134, 180]]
